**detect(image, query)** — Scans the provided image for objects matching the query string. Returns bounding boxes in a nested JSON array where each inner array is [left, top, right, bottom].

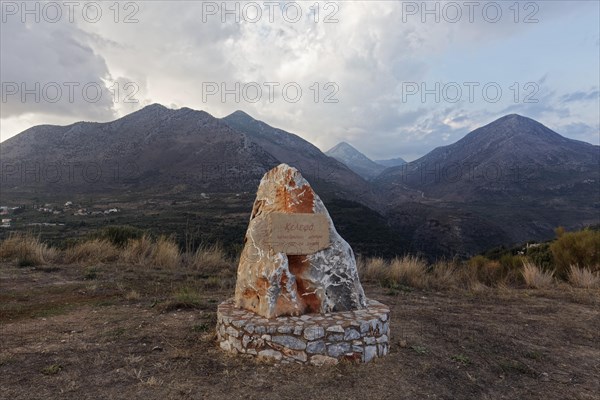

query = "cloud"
[[556, 122, 600, 145], [1, 1, 598, 157], [0, 17, 116, 122], [559, 89, 600, 103]]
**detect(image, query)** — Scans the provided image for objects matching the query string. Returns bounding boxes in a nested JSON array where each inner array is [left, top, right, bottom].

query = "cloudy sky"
[[1, 0, 598, 160]]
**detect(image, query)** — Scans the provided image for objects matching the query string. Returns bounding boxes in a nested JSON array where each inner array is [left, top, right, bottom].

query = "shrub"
[[463, 257, 507, 287], [567, 265, 600, 289], [499, 254, 524, 271], [83, 267, 98, 280], [550, 229, 600, 278], [525, 243, 553, 271], [522, 261, 554, 289], [477, 260, 505, 286], [499, 254, 527, 284], [0, 233, 57, 266], [65, 239, 119, 265], [468, 255, 489, 269], [466, 254, 525, 286]]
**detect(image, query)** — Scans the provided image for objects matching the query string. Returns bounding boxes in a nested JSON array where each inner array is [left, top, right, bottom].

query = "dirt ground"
[[1, 262, 599, 400]]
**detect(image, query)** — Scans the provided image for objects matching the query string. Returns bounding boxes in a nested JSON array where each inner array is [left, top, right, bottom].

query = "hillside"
[[222, 111, 374, 203], [374, 114, 600, 256], [1, 105, 373, 204], [375, 157, 407, 168], [1, 110, 598, 259], [324, 142, 386, 180], [375, 114, 599, 204]]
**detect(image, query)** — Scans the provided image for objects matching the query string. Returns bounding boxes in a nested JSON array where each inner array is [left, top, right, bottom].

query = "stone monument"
[[217, 164, 390, 365]]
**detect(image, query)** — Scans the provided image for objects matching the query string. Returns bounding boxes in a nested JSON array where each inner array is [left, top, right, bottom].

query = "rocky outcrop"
[[234, 164, 366, 318]]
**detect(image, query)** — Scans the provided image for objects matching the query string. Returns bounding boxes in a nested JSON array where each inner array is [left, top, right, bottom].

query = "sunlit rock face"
[[234, 164, 367, 319]]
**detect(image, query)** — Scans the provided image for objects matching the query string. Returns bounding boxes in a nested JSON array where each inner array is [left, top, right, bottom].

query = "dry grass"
[[124, 290, 141, 301], [121, 235, 154, 265], [522, 261, 555, 289], [360, 257, 466, 290], [3, 231, 596, 293], [388, 255, 428, 288], [189, 243, 230, 273], [358, 256, 388, 283], [0, 232, 57, 266], [151, 236, 181, 269], [429, 261, 459, 289], [120, 235, 180, 268], [567, 265, 600, 289], [358, 255, 428, 288], [65, 239, 119, 265], [358, 256, 562, 291]]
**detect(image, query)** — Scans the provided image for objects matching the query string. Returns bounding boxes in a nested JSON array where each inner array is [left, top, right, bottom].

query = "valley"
[[1, 107, 598, 260]]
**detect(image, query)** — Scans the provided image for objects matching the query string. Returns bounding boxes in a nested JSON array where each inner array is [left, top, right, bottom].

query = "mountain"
[[375, 114, 599, 203], [2, 108, 598, 260], [0, 105, 373, 203], [325, 142, 386, 180], [1, 104, 279, 194], [375, 157, 406, 168], [221, 111, 374, 204], [374, 114, 600, 256]]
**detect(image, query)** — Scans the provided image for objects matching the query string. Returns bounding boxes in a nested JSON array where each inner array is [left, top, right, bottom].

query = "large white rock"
[[234, 164, 367, 318]]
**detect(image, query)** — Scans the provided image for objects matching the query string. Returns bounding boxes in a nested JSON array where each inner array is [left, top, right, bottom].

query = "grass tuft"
[[0, 233, 57, 266], [189, 243, 230, 273], [567, 265, 600, 289], [121, 235, 154, 265], [41, 364, 62, 375], [151, 236, 180, 269], [388, 256, 428, 288], [162, 286, 206, 311], [65, 239, 119, 265], [522, 261, 554, 289], [357, 256, 384, 282]]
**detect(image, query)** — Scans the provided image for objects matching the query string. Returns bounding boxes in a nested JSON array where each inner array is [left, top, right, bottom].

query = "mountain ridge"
[[1, 104, 374, 205]]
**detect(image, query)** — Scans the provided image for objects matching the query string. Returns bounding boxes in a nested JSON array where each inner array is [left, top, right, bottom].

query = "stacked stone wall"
[[217, 298, 390, 365]]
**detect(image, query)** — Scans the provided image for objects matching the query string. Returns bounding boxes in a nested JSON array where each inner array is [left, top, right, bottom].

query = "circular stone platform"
[[216, 298, 390, 365]]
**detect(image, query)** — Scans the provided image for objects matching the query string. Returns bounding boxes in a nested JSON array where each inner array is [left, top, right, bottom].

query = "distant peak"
[[494, 113, 537, 125], [328, 141, 356, 152], [464, 113, 564, 143], [142, 103, 168, 111], [226, 110, 256, 121]]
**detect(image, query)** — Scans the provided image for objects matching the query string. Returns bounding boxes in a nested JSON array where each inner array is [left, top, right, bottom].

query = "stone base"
[[216, 298, 390, 365]]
